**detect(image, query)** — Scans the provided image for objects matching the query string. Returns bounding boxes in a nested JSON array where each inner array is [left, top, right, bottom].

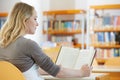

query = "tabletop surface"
[[42, 73, 108, 80], [92, 65, 120, 72]]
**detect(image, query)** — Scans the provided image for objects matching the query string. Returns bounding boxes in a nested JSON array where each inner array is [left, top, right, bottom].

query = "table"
[[92, 66, 120, 80], [42, 73, 109, 80]]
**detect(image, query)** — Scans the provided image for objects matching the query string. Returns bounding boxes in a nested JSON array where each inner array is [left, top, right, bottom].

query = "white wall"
[[43, 0, 88, 10], [49, 0, 75, 10], [42, 0, 120, 11], [0, 0, 21, 12], [49, 0, 88, 10], [75, 0, 88, 10], [41, 0, 50, 11], [88, 0, 120, 6]]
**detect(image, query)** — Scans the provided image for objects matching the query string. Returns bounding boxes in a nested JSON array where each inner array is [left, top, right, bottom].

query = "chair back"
[[0, 61, 25, 80]]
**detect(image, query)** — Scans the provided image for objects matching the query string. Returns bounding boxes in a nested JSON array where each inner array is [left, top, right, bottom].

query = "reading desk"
[[42, 73, 109, 80], [92, 66, 120, 80]]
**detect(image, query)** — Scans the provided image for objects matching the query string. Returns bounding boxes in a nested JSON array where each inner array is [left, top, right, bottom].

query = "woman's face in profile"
[[25, 10, 38, 34]]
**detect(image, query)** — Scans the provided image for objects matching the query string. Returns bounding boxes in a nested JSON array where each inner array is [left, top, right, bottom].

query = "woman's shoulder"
[[17, 36, 37, 46], [17, 37, 41, 52]]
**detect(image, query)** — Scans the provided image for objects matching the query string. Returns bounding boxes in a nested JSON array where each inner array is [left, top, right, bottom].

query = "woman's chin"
[[28, 32, 35, 34]]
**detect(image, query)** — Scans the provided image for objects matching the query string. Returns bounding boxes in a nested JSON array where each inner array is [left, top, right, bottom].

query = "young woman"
[[0, 2, 92, 80]]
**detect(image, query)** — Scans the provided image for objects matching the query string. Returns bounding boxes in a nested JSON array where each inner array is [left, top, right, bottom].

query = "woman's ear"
[[23, 19, 29, 34]]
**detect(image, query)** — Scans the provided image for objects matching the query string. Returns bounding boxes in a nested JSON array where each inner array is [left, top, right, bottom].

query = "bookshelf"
[[89, 4, 120, 65], [42, 10, 86, 48], [90, 4, 120, 10], [93, 27, 120, 32], [0, 12, 8, 17], [0, 12, 8, 29], [43, 29, 81, 36]]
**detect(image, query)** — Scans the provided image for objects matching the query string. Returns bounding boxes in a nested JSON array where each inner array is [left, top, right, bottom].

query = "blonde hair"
[[0, 2, 34, 48]]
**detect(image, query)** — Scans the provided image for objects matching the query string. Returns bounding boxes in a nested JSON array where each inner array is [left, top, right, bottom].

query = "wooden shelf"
[[0, 12, 8, 17], [93, 27, 120, 32], [43, 30, 82, 36], [90, 4, 120, 10], [43, 9, 86, 15], [91, 44, 120, 49]]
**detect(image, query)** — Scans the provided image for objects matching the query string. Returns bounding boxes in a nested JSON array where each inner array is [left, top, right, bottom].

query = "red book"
[[117, 16, 120, 26]]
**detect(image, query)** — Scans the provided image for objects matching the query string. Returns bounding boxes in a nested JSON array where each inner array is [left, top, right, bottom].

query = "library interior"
[[0, 0, 120, 80]]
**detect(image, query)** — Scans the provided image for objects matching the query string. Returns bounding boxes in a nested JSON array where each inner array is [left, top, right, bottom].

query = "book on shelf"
[[91, 32, 116, 44], [114, 16, 120, 27], [103, 16, 112, 26], [114, 48, 120, 57], [94, 17, 103, 28], [94, 15, 120, 29], [0, 17, 6, 29], [55, 46, 96, 69], [97, 32, 105, 43], [95, 48, 120, 59], [43, 20, 81, 31], [116, 16, 120, 26]]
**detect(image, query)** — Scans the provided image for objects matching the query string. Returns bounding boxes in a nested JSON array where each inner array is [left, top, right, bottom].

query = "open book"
[[56, 46, 96, 69]]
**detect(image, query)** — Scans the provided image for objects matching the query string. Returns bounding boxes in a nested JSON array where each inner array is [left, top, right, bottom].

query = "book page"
[[56, 46, 80, 68], [74, 48, 96, 69]]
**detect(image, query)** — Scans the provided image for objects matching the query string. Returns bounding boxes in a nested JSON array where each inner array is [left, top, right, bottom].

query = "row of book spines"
[[91, 32, 117, 44], [0, 17, 6, 29], [48, 36, 74, 47], [93, 16, 120, 27], [43, 20, 81, 31], [95, 48, 120, 58], [50, 36, 72, 42]]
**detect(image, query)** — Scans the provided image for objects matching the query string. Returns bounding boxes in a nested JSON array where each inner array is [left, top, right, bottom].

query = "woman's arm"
[[39, 68, 48, 75], [56, 64, 92, 78]]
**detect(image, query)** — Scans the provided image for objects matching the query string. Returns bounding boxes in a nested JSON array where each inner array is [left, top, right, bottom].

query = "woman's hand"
[[56, 64, 92, 78], [79, 64, 92, 77]]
